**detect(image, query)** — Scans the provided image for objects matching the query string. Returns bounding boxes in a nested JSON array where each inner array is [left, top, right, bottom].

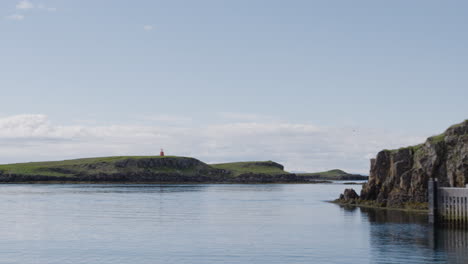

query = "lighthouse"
[[160, 149, 165, 157]]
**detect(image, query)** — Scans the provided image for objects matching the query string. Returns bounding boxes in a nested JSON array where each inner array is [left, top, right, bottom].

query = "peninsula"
[[296, 169, 368, 181], [0, 156, 365, 184]]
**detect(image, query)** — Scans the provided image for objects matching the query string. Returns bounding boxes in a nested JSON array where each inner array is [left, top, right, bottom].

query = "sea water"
[[0, 183, 465, 264]]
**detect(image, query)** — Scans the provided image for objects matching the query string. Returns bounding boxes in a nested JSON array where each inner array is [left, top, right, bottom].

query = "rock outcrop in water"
[[338, 120, 468, 209], [339, 189, 359, 204]]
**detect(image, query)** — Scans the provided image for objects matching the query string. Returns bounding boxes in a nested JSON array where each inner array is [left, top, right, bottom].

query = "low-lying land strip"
[[296, 169, 368, 181], [0, 156, 365, 184]]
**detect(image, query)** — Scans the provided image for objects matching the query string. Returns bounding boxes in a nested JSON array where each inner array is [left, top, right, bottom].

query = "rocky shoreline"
[[336, 119, 468, 210], [333, 188, 428, 212]]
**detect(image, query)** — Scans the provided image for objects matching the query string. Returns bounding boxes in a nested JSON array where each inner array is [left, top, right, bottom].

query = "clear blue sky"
[[0, 0, 467, 173]]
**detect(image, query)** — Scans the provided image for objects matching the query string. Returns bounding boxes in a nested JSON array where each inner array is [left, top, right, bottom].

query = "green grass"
[[0, 156, 185, 177], [447, 119, 468, 130], [385, 143, 424, 154], [296, 169, 367, 180], [426, 119, 468, 143], [297, 169, 349, 177], [0, 156, 292, 179], [383, 132, 445, 154], [210, 161, 288, 176], [428, 133, 445, 144], [383, 120, 468, 154]]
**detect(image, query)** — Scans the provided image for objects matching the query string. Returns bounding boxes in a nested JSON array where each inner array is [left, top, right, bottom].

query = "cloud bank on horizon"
[[0, 114, 428, 174]]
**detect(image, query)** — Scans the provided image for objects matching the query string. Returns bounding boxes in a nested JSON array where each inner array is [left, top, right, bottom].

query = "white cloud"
[[143, 25, 154, 31], [141, 114, 192, 123], [218, 112, 274, 121], [5, 14, 25, 20], [38, 4, 56, 12], [16, 0, 34, 9], [0, 114, 426, 174]]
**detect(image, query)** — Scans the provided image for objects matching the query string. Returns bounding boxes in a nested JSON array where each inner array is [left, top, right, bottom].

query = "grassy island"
[[296, 169, 368, 181], [0, 156, 295, 183], [210, 161, 288, 176], [0, 156, 367, 184]]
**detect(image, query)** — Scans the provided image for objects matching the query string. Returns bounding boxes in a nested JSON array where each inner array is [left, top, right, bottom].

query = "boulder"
[[339, 188, 359, 201]]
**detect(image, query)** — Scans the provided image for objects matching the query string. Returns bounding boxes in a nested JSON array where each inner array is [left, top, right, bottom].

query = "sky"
[[0, 0, 467, 174]]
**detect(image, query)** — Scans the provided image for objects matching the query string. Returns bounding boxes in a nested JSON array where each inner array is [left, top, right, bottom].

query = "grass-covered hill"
[[0, 156, 298, 183], [210, 161, 288, 176], [0, 155, 365, 183], [0, 156, 210, 177], [296, 169, 368, 181]]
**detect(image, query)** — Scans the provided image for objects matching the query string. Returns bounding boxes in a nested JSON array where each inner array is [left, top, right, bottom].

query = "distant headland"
[[0, 156, 366, 184]]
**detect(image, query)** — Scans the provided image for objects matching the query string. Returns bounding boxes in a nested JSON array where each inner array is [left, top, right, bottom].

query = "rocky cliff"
[[356, 120, 468, 208]]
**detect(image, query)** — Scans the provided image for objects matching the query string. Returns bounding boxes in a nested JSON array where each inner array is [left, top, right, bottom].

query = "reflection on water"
[[433, 227, 468, 263], [341, 205, 468, 264], [360, 206, 428, 224], [0, 184, 467, 264]]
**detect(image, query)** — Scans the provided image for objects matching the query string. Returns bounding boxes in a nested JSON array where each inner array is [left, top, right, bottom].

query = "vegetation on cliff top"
[[383, 119, 468, 154], [427, 133, 445, 144]]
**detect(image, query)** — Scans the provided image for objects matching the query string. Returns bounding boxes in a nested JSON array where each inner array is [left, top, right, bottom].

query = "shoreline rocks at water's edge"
[[337, 189, 360, 204], [335, 119, 468, 211]]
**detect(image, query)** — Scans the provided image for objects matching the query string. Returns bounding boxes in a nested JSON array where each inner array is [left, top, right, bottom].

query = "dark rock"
[[343, 188, 359, 200], [337, 188, 360, 204], [359, 119, 468, 208]]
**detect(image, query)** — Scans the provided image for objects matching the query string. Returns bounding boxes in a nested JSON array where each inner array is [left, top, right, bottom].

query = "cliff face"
[[360, 120, 468, 208]]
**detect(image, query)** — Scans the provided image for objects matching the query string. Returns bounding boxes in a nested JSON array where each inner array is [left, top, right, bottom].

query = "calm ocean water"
[[0, 183, 466, 264]]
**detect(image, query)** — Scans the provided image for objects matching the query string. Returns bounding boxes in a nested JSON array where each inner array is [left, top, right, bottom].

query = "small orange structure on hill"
[[160, 149, 165, 157]]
